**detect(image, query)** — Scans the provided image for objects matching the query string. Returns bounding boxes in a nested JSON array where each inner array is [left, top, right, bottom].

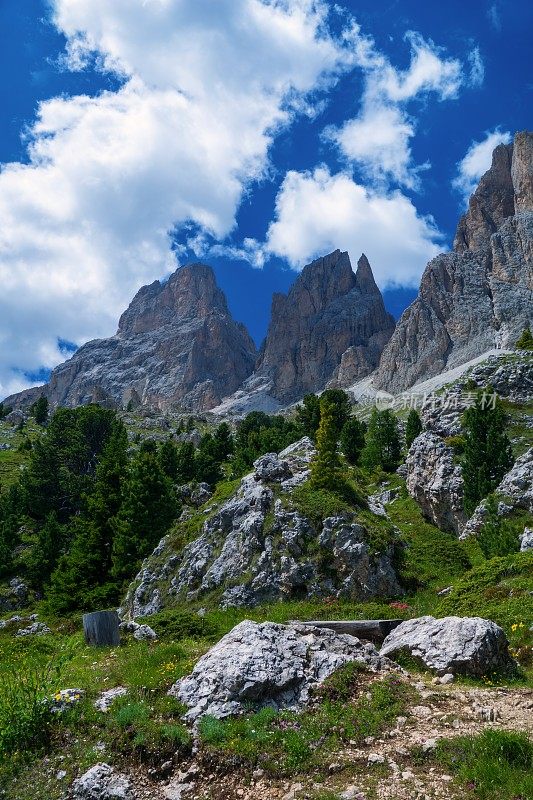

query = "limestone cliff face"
[[254, 250, 395, 403], [7, 264, 257, 412], [374, 131, 533, 394]]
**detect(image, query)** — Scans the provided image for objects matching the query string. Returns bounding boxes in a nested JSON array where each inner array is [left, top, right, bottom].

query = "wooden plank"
[[83, 610, 120, 647], [292, 619, 403, 642]]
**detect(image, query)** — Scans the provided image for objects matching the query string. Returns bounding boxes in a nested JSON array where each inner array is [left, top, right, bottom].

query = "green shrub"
[[140, 608, 219, 642], [435, 729, 533, 799], [0, 642, 72, 758], [436, 552, 533, 642], [477, 496, 521, 559]]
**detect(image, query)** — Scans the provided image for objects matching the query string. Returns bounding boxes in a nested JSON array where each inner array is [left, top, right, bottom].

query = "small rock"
[[367, 753, 385, 764], [56, 770, 67, 780], [71, 763, 135, 799], [340, 787, 364, 800], [422, 739, 437, 753], [94, 687, 128, 713], [439, 673, 455, 685]]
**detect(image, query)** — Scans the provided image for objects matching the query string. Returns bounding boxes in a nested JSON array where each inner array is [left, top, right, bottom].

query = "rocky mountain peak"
[[355, 252, 380, 295], [512, 130, 533, 212], [284, 249, 357, 314], [374, 129, 533, 394], [453, 141, 514, 253], [5, 262, 257, 412], [249, 249, 395, 403], [118, 263, 228, 335]]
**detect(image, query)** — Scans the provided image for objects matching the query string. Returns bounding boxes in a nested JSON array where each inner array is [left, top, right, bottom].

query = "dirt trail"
[[128, 675, 533, 800]]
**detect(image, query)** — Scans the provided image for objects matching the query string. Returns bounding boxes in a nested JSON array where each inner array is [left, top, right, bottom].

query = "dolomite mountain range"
[[4, 130, 532, 414]]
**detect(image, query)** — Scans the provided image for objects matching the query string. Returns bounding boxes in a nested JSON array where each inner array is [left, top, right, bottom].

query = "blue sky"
[[0, 0, 531, 397]]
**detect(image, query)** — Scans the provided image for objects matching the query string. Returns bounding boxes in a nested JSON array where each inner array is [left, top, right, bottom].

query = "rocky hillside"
[[4, 264, 258, 412], [122, 437, 402, 618], [373, 130, 533, 393]]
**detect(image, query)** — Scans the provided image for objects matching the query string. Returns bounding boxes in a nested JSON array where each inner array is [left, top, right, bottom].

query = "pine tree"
[[195, 434, 223, 486], [309, 398, 342, 491], [213, 423, 234, 461], [320, 389, 352, 438], [296, 394, 321, 440], [111, 446, 177, 584], [159, 438, 179, 480], [340, 417, 366, 465], [30, 395, 49, 425], [516, 326, 533, 350], [462, 391, 514, 515], [362, 408, 401, 472], [48, 422, 128, 610], [175, 441, 196, 484], [24, 512, 64, 589], [405, 409, 423, 449]]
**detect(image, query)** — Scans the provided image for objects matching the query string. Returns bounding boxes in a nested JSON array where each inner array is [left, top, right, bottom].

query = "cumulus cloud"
[[452, 128, 512, 205], [326, 31, 477, 188], [265, 167, 442, 286], [0, 0, 356, 398]]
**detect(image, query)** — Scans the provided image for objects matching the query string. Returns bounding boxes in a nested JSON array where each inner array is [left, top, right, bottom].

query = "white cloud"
[[488, 3, 502, 31], [0, 0, 356, 398], [327, 31, 476, 188], [265, 166, 442, 286], [468, 47, 485, 88], [452, 128, 512, 205]]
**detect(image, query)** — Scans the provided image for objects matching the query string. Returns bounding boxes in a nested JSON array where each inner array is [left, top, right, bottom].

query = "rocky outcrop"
[[0, 578, 31, 612], [521, 528, 533, 551], [375, 131, 533, 393], [170, 619, 392, 722], [406, 432, 466, 534], [461, 448, 532, 539], [71, 763, 135, 800], [121, 438, 402, 616], [249, 251, 395, 404], [5, 264, 257, 413], [380, 616, 516, 676]]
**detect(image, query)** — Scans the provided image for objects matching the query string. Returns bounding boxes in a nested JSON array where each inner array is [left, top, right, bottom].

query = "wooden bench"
[[292, 619, 403, 643]]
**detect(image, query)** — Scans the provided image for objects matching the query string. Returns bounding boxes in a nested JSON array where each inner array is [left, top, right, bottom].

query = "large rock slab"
[[380, 616, 516, 677], [170, 619, 392, 722]]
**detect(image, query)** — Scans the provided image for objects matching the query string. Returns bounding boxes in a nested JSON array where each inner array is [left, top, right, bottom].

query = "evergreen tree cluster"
[[0, 406, 180, 612], [461, 390, 514, 515]]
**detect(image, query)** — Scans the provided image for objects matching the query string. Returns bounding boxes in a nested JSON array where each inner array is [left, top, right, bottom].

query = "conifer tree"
[[213, 422, 234, 461], [362, 408, 401, 472], [405, 409, 423, 449], [321, 389, 352, 438], [516, 325, 533, 350], [296, 394, 321, 440], [462, 391, 513, 515], [24, 512, 64, 590], [111, 445, 177, 584], [309, 398, 342, 491], [340, 417, 366, 465], [159, 438, 179, 480], [48, 422, 128, 610], [175, 441, 196, 484], [30, 395, 49, 425], [195, 434, 223, 486]]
